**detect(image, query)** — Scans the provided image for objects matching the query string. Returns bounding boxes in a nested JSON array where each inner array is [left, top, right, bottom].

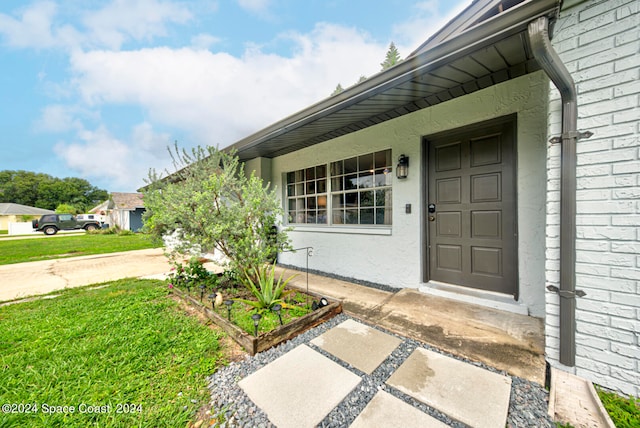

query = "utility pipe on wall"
[[528, 15, 579, 367]]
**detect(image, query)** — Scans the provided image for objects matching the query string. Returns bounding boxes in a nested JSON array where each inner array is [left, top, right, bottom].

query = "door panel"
[[436, 178, 461, 203], [471, 211, 501, 239], [436, 244, 463, 272], [437, 212, 461, 237], [435, 143, 462, 171], [471, 173, 501, 202], [471, 246, 502, 276], [427, 119, 517, 296]]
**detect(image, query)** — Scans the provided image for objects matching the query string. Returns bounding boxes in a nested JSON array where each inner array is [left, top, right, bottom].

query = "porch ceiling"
[[228, 0, 560, 162]]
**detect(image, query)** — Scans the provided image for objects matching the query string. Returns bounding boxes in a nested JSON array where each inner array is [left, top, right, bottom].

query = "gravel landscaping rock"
[[207, 313, 554, 427]]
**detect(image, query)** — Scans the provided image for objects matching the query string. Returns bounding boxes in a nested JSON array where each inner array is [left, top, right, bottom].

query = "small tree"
[[331, 83, 344, 96], [55, 203, 80, 214], [380, 42, 402, 70], [143, 144, 290, 278]]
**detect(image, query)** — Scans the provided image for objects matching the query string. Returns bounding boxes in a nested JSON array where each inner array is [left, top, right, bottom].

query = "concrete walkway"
[[0, 248, 171, 302], [240, 318, 513, 427]]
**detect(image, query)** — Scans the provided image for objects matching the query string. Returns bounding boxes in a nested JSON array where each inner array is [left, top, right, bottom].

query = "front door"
[[426, 118, 517, 297]]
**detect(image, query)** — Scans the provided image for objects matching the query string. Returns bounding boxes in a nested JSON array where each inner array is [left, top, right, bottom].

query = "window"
[[286, 165, 328, 224], [286, 149, 392, 226]]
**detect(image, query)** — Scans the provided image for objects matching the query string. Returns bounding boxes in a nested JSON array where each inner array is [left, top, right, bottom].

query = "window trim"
[[287, 225, 392, 235]]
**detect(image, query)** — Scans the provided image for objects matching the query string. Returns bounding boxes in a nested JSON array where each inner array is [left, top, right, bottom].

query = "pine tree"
[[380, 42, 402, 70], [331, 83, 344, 96]]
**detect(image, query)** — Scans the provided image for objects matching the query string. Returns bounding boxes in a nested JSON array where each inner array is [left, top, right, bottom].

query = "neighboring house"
[[224, 0, 639, 396], [91, 193, 145, 232], [0, 203, 54, 230]]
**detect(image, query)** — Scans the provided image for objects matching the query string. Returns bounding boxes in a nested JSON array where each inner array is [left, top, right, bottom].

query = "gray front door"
[[426, 118, 517, 297]]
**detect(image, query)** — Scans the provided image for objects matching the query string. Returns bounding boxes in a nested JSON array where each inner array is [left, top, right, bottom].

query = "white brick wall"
[[546, 0, 640, 397]]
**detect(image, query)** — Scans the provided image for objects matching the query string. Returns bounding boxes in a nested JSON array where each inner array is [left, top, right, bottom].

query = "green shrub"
[[55, 203, 81, 214], [167, 256, 218, 291], [88, 225, 135, 236], [596, 386, 639, 428], [236, 263, 297, 311]]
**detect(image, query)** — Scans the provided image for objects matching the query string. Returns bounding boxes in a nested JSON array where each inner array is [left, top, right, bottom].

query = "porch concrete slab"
[[349, 390, 449, 428], [310, 319, 402, 374], [386, 347, 512, 428], [362, 288, 545, 384], [238, 344, 360, 428]]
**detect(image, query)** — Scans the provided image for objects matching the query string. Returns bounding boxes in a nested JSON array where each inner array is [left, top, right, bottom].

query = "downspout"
[[528, 15, 585, 367]]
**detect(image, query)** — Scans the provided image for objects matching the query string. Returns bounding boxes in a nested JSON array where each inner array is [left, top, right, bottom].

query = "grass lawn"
[[0, 234, 160, 265], [0, 279, 229, 427]]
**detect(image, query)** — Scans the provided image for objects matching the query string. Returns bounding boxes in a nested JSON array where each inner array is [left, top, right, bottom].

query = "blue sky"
[[0, 0, 468, 192]]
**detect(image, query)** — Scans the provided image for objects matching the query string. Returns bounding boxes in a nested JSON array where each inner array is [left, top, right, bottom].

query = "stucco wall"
[[545, 0, 639, 396], [269, 71, 549, 317]]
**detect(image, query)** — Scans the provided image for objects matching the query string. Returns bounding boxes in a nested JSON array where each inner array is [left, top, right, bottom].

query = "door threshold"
[[419, 281, 528, 316]]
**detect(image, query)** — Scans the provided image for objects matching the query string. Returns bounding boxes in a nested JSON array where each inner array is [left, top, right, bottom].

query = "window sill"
[[287, 225, 392, 235]]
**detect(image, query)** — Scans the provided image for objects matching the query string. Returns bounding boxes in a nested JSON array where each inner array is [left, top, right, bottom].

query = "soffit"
[[229, 0, 560, 162]]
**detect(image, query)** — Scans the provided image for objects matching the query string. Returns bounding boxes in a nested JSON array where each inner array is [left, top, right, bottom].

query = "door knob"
[[429, 215, 435, 222]]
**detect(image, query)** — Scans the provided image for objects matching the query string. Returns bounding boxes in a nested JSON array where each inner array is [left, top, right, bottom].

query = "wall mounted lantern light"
[[396, 155, 409, 179]]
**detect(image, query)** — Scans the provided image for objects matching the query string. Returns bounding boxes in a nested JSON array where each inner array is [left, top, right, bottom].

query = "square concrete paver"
[[386, 348, 512, 428], [238, 344, 361, 428], [310, 319, 402, 374], [350, 390, 450, 428]]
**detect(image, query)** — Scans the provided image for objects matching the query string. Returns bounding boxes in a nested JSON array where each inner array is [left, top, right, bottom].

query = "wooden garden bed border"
[[172, 287, 342, 355]]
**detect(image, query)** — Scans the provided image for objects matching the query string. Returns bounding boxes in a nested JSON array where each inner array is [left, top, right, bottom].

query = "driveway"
[[0, 248, 171, 302]]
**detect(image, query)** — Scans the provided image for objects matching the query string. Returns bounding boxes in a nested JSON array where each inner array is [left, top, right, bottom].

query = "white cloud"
[[0, 1, 82, 49], [392, 0, 471, 54], [237, 0, 271, 14], [35, 105, 85, 133], [190, 33, 222, 50], [68, 22, 384, 148], [54, 126, 131, 185], [132, 122, 172, 155], [82, 0, 192, 50], [0, 0, 192, 51], [53, 122, 173, 190]]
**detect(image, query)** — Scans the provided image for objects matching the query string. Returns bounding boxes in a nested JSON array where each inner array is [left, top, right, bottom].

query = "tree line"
[[0, 170, 109, 214]]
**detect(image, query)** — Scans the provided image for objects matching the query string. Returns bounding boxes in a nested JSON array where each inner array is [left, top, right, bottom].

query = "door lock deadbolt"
[[428, 203, 436, 213]]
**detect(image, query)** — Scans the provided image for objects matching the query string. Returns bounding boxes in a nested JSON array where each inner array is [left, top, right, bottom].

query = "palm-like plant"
[[236, 263, 297, 310]]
